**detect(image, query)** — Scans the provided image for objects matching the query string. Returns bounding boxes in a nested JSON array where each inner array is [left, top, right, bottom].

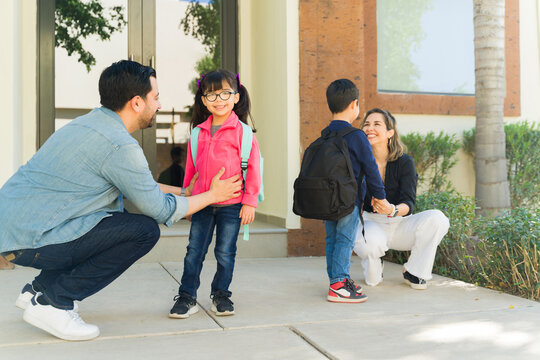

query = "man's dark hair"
[[99, 60, 156, 111], [326, 79, 359, 114]]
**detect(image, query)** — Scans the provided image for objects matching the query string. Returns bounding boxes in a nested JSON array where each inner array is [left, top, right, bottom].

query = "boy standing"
[[324, 79, 386, 303]]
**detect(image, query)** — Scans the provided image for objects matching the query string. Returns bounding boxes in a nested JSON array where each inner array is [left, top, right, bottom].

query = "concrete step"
[[138, 219, 288, 262]]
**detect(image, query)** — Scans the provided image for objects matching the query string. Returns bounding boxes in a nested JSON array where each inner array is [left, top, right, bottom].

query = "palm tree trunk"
[[473, 0, 511, 216]]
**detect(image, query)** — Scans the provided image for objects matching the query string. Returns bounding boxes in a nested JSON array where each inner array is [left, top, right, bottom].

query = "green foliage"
[[401, 132, 460, 192], [55, 0, 127, 72], [462, 121, 540, 208], [181, 0, 221, 99], [462, 128, 475, 157], [473, 208, 539, 300], [384, 191, 540, 300], [505, 122, 540, 208]]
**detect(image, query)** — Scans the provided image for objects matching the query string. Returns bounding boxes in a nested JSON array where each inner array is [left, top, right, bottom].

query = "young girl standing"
[[169, 70, 261, 318]]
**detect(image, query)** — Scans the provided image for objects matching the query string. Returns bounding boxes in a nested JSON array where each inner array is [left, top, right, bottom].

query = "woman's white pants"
[[353, 210, 449, 286]]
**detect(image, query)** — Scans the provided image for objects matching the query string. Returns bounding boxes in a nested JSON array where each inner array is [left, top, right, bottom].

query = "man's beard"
[[139, 112, 157, 129]]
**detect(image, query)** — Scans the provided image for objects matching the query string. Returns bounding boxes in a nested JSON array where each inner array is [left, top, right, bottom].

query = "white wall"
[[0, 0, 36, 186], [239, 0, 300, 228], [520, 0, 540, 123]]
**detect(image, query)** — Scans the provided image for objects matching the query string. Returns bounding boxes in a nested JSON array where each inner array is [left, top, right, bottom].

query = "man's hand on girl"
[[209, 167, 242, 202], [239, 205, 255, 225]]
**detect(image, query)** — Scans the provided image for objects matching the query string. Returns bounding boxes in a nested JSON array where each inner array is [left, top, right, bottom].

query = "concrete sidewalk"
[[1, 257, 539, 360]]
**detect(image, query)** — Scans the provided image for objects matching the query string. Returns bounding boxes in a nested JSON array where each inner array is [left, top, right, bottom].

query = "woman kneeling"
[[353, 108, 450, 289]]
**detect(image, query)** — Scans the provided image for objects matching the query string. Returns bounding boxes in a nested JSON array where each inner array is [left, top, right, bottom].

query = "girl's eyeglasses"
[[203, 91, 238, 102]]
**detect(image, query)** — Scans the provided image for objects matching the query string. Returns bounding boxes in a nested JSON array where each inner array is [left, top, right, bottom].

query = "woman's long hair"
[[362, 108, 404, 162], [190, 69, 255, 132]]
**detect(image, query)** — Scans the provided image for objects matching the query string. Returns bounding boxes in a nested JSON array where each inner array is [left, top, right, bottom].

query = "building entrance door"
[[38, 0, 237, 180]]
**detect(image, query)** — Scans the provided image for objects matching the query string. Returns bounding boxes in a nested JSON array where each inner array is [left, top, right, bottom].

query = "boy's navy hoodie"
[[326, 120, 386, 207]]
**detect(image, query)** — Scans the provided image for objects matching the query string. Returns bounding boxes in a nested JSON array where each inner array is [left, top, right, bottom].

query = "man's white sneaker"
[[23, 294, 99, 341], [16, 284, 79, 312], [15, 283, 37, 310]]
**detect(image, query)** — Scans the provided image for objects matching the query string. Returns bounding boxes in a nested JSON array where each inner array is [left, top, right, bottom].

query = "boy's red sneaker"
[[327, 279, 368, 303], [333, 278, 362, 292]]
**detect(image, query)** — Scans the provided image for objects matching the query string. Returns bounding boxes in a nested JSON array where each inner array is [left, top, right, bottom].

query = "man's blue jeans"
[[179, 204, 242, 298], [324, 206, 360, 284], [9, 212, 160, 309]]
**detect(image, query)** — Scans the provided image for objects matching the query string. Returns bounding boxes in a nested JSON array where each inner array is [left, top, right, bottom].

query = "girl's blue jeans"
[[179, 203, 242, 298], [324, 206, 360, 284]]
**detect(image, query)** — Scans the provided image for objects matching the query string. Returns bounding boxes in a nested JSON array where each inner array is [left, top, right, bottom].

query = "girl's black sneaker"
[[211, 291, 235, 316], [169, 293, 198, 319]]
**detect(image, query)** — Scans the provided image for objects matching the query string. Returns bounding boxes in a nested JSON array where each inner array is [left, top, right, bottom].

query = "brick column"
[[289, 0, 367, 256]]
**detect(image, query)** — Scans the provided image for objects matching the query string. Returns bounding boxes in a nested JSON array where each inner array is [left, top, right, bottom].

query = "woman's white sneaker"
[[23, 294, 99, 341], [403, 270, 428, 290]]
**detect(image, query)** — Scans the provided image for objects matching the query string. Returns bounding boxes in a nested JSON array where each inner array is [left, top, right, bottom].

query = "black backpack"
[[293, 126, 364, 221]]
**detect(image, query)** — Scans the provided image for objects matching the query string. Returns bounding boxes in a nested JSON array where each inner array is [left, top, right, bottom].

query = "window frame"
[[363, 0, 520, 116]]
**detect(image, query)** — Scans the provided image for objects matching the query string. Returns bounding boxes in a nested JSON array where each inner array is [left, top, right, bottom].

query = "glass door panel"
[[154, 0, 221, 183], [55, 0, 129, 130]]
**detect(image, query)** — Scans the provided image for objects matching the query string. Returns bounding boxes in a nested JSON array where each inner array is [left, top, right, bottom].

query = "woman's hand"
[[239, 204, 255, 225], [372, 197, 393, 215]]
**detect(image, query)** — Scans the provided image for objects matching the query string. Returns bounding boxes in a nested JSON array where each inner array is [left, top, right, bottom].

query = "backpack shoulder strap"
[[239, 122, 253, 173], [239, 122, 255, 242], [190, 127, 201, 165]]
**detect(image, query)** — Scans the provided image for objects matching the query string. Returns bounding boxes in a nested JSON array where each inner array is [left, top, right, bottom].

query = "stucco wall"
[[239, 0, 300, 229], [0, 0, 37, 187], [520, 0, 540, 123]]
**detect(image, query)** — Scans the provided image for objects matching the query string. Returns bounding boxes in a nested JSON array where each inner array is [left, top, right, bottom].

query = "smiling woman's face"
[[362, 112, 394, 147]]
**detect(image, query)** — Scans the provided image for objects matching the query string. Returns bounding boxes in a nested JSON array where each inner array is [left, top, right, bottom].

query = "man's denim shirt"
[[0, 107, 188, 253]]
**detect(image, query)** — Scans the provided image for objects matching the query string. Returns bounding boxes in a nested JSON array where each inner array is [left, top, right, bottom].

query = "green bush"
[[462, 121, 540, 209], [383, 192, 539, 301], [401, 131, 460, 192], [474, 208, 539, 300], [380, 124, 540, 300]]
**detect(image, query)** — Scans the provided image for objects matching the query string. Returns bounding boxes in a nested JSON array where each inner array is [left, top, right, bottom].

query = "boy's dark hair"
[[326, 79, 359, 114], [190, 69, 255, 132], [99, 60, 157, 111]]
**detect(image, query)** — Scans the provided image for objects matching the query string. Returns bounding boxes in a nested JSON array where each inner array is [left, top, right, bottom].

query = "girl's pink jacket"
[[183, 111, 261, 207]]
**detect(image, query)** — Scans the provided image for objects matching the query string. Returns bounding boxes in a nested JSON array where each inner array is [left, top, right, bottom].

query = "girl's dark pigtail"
[[234, 84, 256, 132], [190, 86, 211, 131]]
